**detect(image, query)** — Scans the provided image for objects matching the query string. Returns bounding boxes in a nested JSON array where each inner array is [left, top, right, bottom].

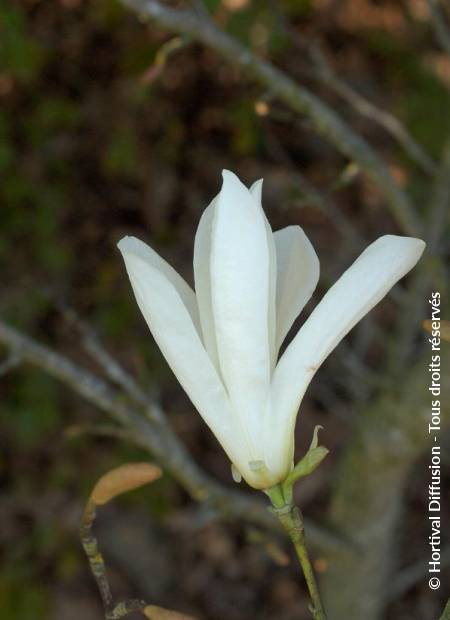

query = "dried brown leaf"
[[144, 605, 198, 620], [90, 462, 162, 506]]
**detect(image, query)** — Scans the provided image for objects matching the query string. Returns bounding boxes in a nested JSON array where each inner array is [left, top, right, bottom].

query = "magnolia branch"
[[427, 0, 450, 57], [0, 318, 347, 553], [80, 463, 196, 620], [119, 0, 421, 237], [80, 498, 148, 619], [266, 3, 436, 176], [263, 128, 364, 249], [307, 45, 436, 176]]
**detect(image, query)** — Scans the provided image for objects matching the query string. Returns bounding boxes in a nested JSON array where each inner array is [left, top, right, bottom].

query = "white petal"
[[211, 171, 271, 461], [118, 236, 201, 337], [117, 237, 240, 457], [250, 179, 277, 370], [193, 197, 220, 371], [249, 178, 263, 205], [274, 226, 320, 351], [271, 235, 425, 464], [118, 231, 284, 489]]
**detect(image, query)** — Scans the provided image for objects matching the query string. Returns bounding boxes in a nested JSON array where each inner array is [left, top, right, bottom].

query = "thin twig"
[[119, 0, 421, 236], [80, 499, 147, 618], [66, 423, 139, 443], [107, 601, 148, 619], [292, 170, 361, 246], [264, 129, 363, 248], [59, 303, 163, 422], [0, 350, 22, 376], [309, 45, 436, 176], [80, 501, 114, 611], [427, 0, 450, 57], [268, 0, 435, 175]]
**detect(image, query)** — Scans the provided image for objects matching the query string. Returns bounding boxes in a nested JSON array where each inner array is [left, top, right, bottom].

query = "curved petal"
[[248, 178, 263, 205], [117, 237, 239, 456], [274, 226, 320, 352], [210, 170, 271, 462], [193, 197, 220, 371], [118, 236, 201, 337], [270, 235, 426, 464], [250, 179, 277, 370]]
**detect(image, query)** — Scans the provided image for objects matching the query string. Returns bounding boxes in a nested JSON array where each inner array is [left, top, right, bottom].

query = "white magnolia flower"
[[118, 170, 425, 490]]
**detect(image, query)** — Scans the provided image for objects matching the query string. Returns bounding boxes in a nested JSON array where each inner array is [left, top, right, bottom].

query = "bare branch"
[[59, 304, 163, 421], [292, 170, 363, 246], [66, 423, 139, 443], [0, 350, 22, 376], [119, 0, 422, 236], [80, 502, 115, 613], [80, 497, 148, 619], [427, 0, 450, 57], [267, 3, 435, 175], [309, 45, 436, 176], [0, 319, 347, 552], [264, 129, 364, 248], [142, 36, 191, 85]]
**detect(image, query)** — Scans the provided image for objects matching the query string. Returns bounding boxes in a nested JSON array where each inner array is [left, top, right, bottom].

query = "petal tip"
[[393, 234, 426, 258], [412, 238, 426, 260], [117, 236, 132, 254], [117, 235, 144, 252], [221, 168, 237, 181], [218, 170, 254, 209], [221, 169, 247, 191], [416, 238, 426, 252], [375, 235, 426, 263], [249, 178, 264, 204]]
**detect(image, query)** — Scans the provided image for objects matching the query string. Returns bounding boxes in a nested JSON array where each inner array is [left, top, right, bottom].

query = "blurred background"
[[1, 0, 449, 619]]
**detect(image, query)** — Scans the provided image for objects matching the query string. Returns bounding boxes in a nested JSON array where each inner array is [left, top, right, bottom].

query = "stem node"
[[268, 485, 327, 620]]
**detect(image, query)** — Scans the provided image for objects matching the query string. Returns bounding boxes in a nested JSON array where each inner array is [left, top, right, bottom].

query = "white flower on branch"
[[118, 170, 425, 490]]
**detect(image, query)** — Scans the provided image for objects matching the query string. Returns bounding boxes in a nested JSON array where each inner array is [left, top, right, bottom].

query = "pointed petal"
[[274, 226, 319, 351], [271, 235, 425, 464], [118, 236, 201, 337], [249, 178, 263, 204], [250, 179, 277, 369], [193, 197, 220, 371], [117, 237, 236, 450], [210, 171, 271, 460]]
